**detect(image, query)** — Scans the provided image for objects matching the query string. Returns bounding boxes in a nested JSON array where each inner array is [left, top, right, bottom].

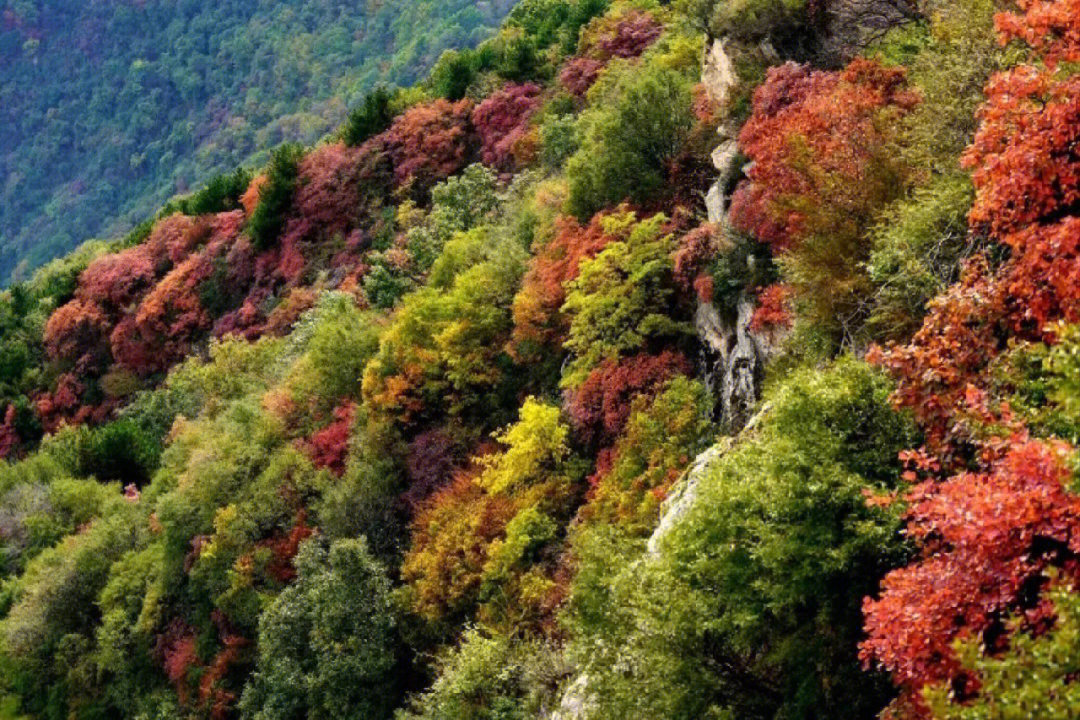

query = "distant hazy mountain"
[[0, 0, 514, 282]]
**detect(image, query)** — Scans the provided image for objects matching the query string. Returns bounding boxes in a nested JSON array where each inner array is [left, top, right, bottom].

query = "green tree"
[[924, 579, 1080, 720], [246, 144, 304, 251], [342, 87, 396, 147], [398, 629, 565, 720], [239, 538, 400, 720], [565, 62, 696, 219], [565, 358, 918, 720], [561, 212, 691, 387]]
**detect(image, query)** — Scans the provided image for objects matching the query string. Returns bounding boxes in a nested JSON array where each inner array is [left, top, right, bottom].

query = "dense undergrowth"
[[2, 0, 1080, 718]]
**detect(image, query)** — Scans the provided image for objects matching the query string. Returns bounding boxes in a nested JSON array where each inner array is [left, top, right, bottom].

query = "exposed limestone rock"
[[696, 293, 773, 432], [818, 0, 919, 66], [701, 36, 738, 110], [647, 402, 771, 556], [545, 674, 594, 720], [698, 35, 784, 430], [705, 183, 725, 224], [706, 138, 740, 221], [647, 441, 728, 555]]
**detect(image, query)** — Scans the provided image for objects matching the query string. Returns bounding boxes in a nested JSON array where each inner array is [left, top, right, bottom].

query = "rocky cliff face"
[[698, 37, 780, 432], [702, 37, 742, 225]]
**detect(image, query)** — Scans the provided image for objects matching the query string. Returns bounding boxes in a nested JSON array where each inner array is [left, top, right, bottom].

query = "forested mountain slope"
[[3, 1, 1080, 719], [0, 0, 514, 282]]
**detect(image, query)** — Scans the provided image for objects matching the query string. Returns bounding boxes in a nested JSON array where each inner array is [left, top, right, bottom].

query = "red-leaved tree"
[[874, 0, 1080, 457], [865, 6, 1080, 718], [730, 58, 919, 253], [384, 98, 474, 196], [472, 83, 543, 172], [861, 439, 1080, 714], [300, 402, 355, 477], [564, 350, 693, 446], [579, 9, 663, 61]]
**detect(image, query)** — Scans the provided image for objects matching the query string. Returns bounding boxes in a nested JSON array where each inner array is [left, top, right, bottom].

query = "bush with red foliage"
[[692, 82, 719, 125], [240, 174, 268, 217], [861, 439, 1080, 715], [750, 284, 792, 331], [155, 611, 249, 719], [580, 9, 663, 61], [672, 223, 721, 294], [260, 510, 315, 584], [156, 619, 200, 706], [874, 3, 1080, 457], [43, 298, 111, 372], [994, 0, 1080, 69], [510, 212, 621, 359], [963, 67, 1080, 240], [300, 403, 355, 477], [77, 215, 206, 313], [279, 142, 370, 250], [730, 59, 918, 252], [383, 98, 474, 196], [34, 372, 118, 434], [401, 428, 458, 510], [112, 213, 245, 375], [558, 10, 661, 99], [112, 254, 213, 376], [565, 350, 693, 446], [559, 57, 604, 97], [199, 633, 248, 720], [472, 83, 543, 172], [0, 405, 20, 459], [864, 13, 1080, 717]]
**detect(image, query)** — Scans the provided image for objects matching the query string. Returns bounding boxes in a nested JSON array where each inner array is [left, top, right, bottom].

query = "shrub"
[[729, 58, 918, 340], [167, 168, 253, 217], [561, 212, 691, 388], [472, 83, 544, 172], [923, 579, 1080, 719], [565, 350, 694, 446], [509, 209, 625, 360], [398, 629, 564, 720], [862, 439, 1080, 717], [384, 99, 474, 198], [579, 375, 709, 534]]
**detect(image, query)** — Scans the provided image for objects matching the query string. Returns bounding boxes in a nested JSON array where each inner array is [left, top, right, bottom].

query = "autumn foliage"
[[558, 9, 662, 98], [559, 57, 604, 96], [749, 284, 792, 331], [861, 439, 1080, 713], [301, 402, 356, 476], [564, 350, 693, 446], [384, 98, 474, 195], [730, 58, 918, 252], [579, 9, 663, 61], [875, 0, 1080, 455], [13, 2, 1080, 719], [510, 211, 621, 358], [402, 470, 517, 622], [472, 83, 543, 172], [864, 5, 1080, 717]]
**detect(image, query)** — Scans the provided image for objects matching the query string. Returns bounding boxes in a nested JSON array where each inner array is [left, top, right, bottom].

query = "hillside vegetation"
[[3, 1, 1080, 719], [0, 0, 514, 282]]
